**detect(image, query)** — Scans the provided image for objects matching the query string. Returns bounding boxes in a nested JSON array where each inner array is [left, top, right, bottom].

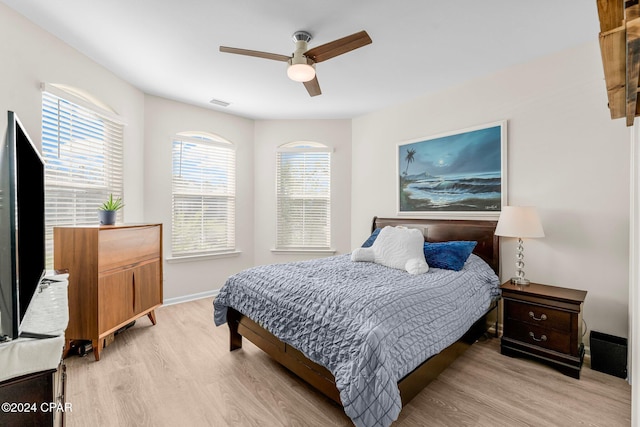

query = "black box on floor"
[[589, 331, 627, 379]]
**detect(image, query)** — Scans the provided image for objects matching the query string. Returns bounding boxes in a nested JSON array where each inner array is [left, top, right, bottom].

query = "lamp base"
[[511, 277, 530, 286]]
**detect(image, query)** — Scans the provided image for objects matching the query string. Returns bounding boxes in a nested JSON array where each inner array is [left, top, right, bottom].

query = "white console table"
[[0, 273, 69, 426]]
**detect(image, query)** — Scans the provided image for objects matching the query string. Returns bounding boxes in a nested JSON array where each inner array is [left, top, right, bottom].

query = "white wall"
[[631, 121, 639, 417], [0, 3, 146, 221], [352, 41, 631, 339], [143, 95, 255, 301], [253, 119, 352, 266], [3, 0, 632, 340], [0, 2, 352, 302], [143, 110, 353, 300]]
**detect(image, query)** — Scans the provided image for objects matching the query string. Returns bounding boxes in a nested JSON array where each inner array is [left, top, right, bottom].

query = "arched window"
[[276, 141, 331, 249], [172, 132, 236, 257], [41, 83, 124, 268]]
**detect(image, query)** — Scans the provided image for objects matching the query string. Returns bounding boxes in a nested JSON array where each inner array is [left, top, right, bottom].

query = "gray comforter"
[[213, 253, 500, 427]]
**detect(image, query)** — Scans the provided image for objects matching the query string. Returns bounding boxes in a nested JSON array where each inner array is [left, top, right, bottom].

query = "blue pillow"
[[423, 241, 477, 271], [361, 228, 381, 247]]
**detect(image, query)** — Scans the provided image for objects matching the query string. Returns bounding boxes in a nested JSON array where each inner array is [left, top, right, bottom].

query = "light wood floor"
[[64, 297, 631, 426]]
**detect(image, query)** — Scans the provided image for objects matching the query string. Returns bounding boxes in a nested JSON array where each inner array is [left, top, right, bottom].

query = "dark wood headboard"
[[372, 217, 500, 274]]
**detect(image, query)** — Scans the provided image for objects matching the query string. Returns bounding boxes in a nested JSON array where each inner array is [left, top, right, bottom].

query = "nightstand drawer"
[[505, 321, 571, 354], [504, 300, 571, 332]]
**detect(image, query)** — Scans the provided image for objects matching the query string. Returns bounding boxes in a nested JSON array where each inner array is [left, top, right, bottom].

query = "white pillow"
[[351, 226, 429, 275]]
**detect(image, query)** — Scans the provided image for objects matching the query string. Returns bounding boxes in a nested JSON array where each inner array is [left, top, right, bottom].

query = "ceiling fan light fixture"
[[287, 62, 315, 82], [220, 29, 371, 97]]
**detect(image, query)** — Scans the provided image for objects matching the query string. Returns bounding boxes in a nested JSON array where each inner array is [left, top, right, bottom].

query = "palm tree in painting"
[[403, 148, 416, 176]]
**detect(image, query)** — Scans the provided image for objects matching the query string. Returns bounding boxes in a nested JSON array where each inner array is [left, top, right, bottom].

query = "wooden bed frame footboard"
[[228, 307, 342, 404], [227, 302, 498, 407], [225, 217, 501, 408]]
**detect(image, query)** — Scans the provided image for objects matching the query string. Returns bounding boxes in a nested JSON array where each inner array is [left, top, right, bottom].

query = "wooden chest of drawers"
[[500, 281, 587, 379], [54, 224, 163, 361]]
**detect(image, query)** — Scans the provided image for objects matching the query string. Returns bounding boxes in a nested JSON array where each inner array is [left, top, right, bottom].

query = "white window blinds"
[[172, 134, 236, 257], [42, 90, 124, 268], [276, 143, 331, 249]]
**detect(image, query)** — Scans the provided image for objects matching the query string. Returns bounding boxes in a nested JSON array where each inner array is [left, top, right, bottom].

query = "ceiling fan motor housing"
[[290, 31, 313, 64], [287, 30, 316, 82], [292, 31, 312, 44]]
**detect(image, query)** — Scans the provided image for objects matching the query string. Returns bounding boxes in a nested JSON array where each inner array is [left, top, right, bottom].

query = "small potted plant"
[[98, 194, 124, 225]]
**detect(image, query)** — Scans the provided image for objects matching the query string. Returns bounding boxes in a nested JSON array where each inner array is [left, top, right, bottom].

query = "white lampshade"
[[287, 63, 316, 82], [495, 206, 545, 238]]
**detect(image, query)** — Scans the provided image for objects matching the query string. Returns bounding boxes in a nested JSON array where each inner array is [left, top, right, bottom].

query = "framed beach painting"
[[397, 121, 507, 217]]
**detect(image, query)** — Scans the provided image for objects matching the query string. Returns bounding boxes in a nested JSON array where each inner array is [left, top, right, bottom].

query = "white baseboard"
[[163, 289, 219, 306]]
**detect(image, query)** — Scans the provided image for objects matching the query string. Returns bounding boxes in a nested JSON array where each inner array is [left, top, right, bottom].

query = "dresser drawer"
[[98, 226, 161, 272], [504, 321, 571, 354], [504, 299, 571, 333]]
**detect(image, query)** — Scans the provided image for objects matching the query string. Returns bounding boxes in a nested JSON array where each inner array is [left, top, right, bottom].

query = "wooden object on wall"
[[54, 224, 163, 361], [597, 0, 640, 126]]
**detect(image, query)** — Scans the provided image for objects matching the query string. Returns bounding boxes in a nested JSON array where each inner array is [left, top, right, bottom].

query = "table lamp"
[[495, 206, 545, 285]]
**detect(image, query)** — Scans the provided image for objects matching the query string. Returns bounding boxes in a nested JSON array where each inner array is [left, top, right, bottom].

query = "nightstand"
[[500, 281, 587, 379]]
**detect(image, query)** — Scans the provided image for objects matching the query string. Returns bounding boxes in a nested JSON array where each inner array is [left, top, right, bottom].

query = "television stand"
[[0, 273, 69, 426]]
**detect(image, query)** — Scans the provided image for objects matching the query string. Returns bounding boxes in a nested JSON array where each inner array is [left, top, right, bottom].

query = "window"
[[42, 85, 124, 268], [276, 141, 331, 249], [172, 132, 236, 257]]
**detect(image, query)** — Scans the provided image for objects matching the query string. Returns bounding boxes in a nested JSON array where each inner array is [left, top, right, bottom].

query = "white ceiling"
[[2, 0, 600, 120]]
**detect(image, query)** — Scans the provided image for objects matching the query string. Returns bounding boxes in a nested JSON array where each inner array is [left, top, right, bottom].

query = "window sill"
[[270, 248, 337, 255], [166, 250, 242, 263]]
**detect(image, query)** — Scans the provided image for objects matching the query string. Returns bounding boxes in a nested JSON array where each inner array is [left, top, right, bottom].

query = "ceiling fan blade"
[[304, 30, 372, 63], [219, 46, 291, 62], [303, 76, 321, 97]]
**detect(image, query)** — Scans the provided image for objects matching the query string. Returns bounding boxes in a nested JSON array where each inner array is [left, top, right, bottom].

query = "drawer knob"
[[528, 311, 547, 321], [529, 331, 547, 342]]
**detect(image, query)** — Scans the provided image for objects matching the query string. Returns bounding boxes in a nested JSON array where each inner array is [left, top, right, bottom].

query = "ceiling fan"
[[220, 30, 372, 97]]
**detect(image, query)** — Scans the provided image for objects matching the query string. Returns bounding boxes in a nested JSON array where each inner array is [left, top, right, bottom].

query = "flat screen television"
[[0, 111, 46, 341]]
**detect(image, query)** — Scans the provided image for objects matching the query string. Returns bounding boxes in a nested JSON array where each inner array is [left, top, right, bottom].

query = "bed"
[[213, 217, 500, 427]]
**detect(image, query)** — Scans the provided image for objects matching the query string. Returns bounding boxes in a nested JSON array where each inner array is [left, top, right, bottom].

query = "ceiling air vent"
[[209, 98, 230, 107]]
